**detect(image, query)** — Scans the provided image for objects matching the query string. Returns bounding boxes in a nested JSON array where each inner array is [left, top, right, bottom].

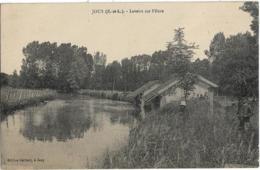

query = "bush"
[[79, 89, 129, 101]]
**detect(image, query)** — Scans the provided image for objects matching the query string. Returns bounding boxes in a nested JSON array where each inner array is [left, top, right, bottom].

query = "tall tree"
[[19, 41, 94, 92], [150, 50, 170, 80], [166, 28, 198, 77], [218, 33, 258, 113], [104, 61, 122, 91], [207, 33, 226, 83], [167, 28, 198, 100], [240, 2, 259, 38]]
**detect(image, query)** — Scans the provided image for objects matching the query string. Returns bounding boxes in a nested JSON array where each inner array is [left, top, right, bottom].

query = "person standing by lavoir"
[[237, 100, 253, 131], [139, 93, 145, 119], [179, 100, 188, 123], [134, 93, 145, 119]]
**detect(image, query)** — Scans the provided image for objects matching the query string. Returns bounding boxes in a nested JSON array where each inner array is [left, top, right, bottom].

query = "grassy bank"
[[101, 99, 258, 168], [79, 89, 130, 101], [0, 87, 57, 116]]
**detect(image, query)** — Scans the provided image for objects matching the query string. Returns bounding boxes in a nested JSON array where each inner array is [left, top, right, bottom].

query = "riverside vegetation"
[[101, 99, 259, 168], [79, 89, 130, 101], [0, 87, 57, 117]]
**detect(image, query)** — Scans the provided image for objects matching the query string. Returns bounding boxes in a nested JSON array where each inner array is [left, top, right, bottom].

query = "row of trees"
[[2, 2, 258, 104], [3, 28, 207, 92]]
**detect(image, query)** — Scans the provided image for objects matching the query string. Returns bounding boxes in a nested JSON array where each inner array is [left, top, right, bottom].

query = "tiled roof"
[[144, 74, 218, 103], [144, 76, 178, 103], [127, 80, 160, 98], [128, 74, 218, 104]]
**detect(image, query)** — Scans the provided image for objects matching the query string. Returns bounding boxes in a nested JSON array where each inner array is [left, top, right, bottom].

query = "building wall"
[[161, 82, 210, 106]]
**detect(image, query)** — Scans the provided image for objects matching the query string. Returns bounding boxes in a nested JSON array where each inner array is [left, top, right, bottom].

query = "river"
[[0, 96, 136, 169]]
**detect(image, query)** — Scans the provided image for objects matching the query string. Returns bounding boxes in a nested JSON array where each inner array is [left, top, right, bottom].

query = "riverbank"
[[0, 87, 57, 118], [101, 99, 258, 168], [79, 89, 131, 102]]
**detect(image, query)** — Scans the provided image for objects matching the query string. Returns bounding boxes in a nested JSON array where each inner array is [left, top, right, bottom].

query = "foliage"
[[101, 99, 258, 168], [19, 41, 94, 92], [0, 72, 9, 87], [9, 70, 20, 88], [177, 72, 197, 101], [166, 28, 198, 77], [191, 59, 210, 79], [240, 2, 259, 37], [79, 89, 129, 101]]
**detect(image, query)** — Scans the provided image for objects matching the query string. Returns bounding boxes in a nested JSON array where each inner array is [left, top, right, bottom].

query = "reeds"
[[0, 87, 57, 115], [101, 99, 259, 168], [79, 89, 130, 101]]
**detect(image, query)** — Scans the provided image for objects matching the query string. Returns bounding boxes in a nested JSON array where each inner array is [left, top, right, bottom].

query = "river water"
[[0, 96, 136, 169]]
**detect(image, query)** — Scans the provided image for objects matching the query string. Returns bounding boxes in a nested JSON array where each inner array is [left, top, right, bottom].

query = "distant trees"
[[4, 1, 258, 99], [150, 50, 170, 80], [18, 41, 94, 92], [9, 70, 20, 88], [0, 72, 9, 87], [104, 61, 122, 91]]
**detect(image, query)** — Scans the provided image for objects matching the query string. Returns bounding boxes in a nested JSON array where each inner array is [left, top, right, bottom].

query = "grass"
[[100, 99, 259, 168], [79, 89, 130, 101], [0, 87, 57, 117]]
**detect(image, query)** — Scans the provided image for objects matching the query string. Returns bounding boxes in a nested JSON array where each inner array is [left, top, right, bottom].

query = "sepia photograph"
[[0, 1, 259, 169]]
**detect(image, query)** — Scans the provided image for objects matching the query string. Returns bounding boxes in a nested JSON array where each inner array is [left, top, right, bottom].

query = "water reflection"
[[1, 97, 136, 168], [20, 99, 135, 142], [21, 104, 92, 142]]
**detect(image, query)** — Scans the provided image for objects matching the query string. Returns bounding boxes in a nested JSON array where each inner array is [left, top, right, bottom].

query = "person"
[[179, 100, 188, 123], [238, 100, 253, 131], [134, 94, 141, 108], [139, 93, 145, 119], [134, 93, 145, 119], [180, 100, 186, 113]]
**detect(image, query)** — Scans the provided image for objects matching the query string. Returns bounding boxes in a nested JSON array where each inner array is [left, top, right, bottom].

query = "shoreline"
[[0, 90, 134, 121], [0, 88, 58, 121]]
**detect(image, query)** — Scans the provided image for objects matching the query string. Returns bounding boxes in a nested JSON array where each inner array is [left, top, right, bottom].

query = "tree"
[[121, 58, 133, 91], [177, 72, 197, 102], [91, 52, 107, 90], [240, 2, 259, 38], [0, 72, 9, 87], [150, 50, 170, 80], [20, 41, 58, 89], [167, 28, 198, 100], [104, 61, 122, 91], [205, 32, 226, 63], [9, 70, 20, 88], [205, 32, 226, 83], [19, 41, 94, 92], [191, 58, 210, 79], [166, 28, 198, 77], [218, 33, 258, 114]]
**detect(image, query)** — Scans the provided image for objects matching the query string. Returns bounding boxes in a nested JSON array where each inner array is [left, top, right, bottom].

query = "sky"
[[1, 2, 252, 74]]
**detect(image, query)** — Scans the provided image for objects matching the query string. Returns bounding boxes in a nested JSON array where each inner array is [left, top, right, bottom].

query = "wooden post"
[[209, 90, 214, 116]]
